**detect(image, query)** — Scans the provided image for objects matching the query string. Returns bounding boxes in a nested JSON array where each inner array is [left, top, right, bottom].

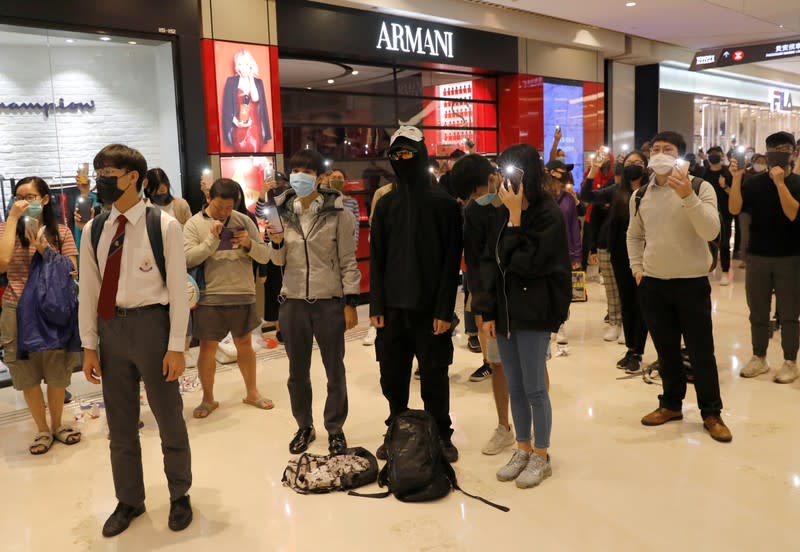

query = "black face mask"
[[96, 175, 127, 205], [708, 154, 722, 165], [767, 151, 792, 169], [151, 193, 172, 206], [623, 165, 645, 182]]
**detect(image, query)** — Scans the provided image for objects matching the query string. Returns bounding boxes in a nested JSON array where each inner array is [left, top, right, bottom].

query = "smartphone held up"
[[503, 165, 524, 193]]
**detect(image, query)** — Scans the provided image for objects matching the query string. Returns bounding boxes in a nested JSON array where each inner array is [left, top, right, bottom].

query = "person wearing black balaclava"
[[369, 126, 463, 463], [701, 146, 733, 285], [730, 131, 800, 384]]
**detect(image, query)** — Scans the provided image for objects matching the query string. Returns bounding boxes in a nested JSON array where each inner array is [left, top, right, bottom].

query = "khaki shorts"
[[193, 303, 261, 342], [0, 303, 78, 391]]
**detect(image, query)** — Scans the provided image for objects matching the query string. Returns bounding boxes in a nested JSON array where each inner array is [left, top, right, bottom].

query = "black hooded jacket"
[[369, 136, 463, 321]]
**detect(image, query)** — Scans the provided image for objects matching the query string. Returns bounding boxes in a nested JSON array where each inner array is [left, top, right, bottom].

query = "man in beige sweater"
[[184, 178, 272, 418]]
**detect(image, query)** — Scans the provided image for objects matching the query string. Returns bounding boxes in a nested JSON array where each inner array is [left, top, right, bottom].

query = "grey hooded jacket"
[[269, 188, 361, 301]]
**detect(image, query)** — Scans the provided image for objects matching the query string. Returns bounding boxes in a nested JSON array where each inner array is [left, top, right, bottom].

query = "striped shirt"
[[0, 223, 78, 305]]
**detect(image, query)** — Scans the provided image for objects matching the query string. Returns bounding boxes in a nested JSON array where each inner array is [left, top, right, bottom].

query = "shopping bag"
[[571, 271, 588, 302]]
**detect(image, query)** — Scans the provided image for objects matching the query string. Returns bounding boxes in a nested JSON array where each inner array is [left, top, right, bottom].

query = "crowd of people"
[[1, 125, 799, 537]]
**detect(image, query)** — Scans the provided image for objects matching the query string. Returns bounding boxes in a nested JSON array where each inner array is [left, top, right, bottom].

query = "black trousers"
[[638, 277, 723, 418], [376, 308, 454, 440], [99, 307, 192, 506], [611, 256, 648, 355], [280, 299, 348, 433], [745, 255, 800, 361], [710, 213, 734, 272]]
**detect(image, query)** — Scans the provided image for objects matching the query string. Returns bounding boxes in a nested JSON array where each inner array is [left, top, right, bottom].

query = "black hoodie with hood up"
[[369, 133, 463, 321]]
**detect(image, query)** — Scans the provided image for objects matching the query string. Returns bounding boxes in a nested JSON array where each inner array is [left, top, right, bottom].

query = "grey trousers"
[[280, 299, 348, 434], [745, 255, 800, 360], [99, 306, 192, 506]]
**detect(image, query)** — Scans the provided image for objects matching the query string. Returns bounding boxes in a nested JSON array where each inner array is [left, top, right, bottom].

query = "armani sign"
[[376, 21, 454, 59]]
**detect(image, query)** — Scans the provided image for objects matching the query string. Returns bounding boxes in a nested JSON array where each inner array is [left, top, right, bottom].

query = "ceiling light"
[[327, 79, 335, 84], [65, 39, 75, 43], [99, 36, 111, 41], [625, 1, 636, 5], [779, 24, 785, 28], [352, 70, 359, 75], [306, 86, 312, 90], [128, 41, 137, 45]]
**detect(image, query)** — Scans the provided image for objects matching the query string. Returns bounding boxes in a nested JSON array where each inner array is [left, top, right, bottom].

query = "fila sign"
[[376, 21, 454, 58], [770, 88, 795, 113]]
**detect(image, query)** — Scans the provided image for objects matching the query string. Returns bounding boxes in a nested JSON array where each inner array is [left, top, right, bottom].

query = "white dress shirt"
[[79, 200, 190, 352]]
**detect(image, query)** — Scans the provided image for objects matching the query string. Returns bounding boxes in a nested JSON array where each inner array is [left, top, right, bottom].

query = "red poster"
[[203, 40, 279, 154]]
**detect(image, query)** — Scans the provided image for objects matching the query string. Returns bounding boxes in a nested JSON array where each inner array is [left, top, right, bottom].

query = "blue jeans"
[[496, 330, 551, 449]]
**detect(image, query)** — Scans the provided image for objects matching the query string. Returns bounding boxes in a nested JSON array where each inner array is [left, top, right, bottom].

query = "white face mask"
[[648, 153, 676, 176], [752, 163, 766, 173]]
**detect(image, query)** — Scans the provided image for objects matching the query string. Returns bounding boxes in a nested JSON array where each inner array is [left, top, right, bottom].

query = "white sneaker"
[[774, 360, 799, 384], [184, 350, 197, 369], [603, 324, 621, 342], [496, 449, 530, 481], [363, 325, 377, 346], [720, 274, 730, 286], [556, 324, 568, 345], [740, 355, 769, 378], [515, 453, 552, 489], [481, 424, 515, 455]]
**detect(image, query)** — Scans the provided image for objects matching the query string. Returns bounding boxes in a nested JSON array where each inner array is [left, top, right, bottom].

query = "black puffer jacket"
[[473, 197, 572, 336]]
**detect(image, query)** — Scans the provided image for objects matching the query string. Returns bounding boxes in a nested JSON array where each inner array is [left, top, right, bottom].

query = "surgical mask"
[[25, 201, 43, 218], [752, 163, 766, 173], [708, 154, 722, 165], [767, 151, 792, 169], [151, 193, 171, 206], [329, 177, 345, 192], [475, 192, 497, 206], [96, 175, 127, 205], [648, 153, 676, 176], [623, 165, 645, 181], [289, 172, 317, 198]]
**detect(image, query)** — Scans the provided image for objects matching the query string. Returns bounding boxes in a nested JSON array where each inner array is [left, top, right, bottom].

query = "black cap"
[[546, 160, 574, 172], [766, 131, 796, 148]]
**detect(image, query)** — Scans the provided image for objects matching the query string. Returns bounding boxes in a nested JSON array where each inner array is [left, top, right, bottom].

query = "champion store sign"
[[0, 97, 95, 118], [376, 21, 454, 59]]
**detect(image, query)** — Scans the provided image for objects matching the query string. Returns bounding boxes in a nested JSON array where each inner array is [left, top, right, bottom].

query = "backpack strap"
[[145, 207, 167, 283], [91, 208, 166, 284], [442, 461, 510, 512], [690, 176, 704, 195], [347, 490, 391, 499], [633, 182, 649, 217]]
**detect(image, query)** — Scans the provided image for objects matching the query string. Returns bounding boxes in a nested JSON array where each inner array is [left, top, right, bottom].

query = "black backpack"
[[89, 207, 166, 282], [349, 410, 509, 512]]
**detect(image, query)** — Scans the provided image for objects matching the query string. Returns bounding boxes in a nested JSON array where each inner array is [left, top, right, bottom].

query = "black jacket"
[[369, 137, 463, 321], [463, 200, 499, 293], [580, 178, 615, 251], [474, 197, 572, 336]]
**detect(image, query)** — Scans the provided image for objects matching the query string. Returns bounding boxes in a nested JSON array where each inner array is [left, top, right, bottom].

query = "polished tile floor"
[[1, 267, 799, 551]]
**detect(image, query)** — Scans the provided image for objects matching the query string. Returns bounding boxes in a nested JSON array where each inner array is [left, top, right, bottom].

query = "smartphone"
[[218, 226, 245, 250], [76, 195, 92, 220], [555, 124, 561, 132], [733, 151, 746, 169], [263, 203, 284, 234], [23, 216, 39, 236], [503, 166, 525, 193], [675, 158, 690, 175]]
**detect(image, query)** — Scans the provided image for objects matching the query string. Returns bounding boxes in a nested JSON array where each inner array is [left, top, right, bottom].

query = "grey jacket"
[[270, 188, 361, 300]]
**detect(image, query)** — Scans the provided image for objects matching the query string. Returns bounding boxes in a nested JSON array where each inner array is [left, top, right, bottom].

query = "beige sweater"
[[183, 210, 269, 304]]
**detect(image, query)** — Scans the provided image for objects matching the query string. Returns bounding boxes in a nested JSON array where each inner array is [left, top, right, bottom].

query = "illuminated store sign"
[[376, 21, 454, 58], [690, 37, 800, 71], [770, 88, 795, 112]]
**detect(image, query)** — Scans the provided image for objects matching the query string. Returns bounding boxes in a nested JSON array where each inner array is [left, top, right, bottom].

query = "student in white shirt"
[[79, 144, 193, 537]]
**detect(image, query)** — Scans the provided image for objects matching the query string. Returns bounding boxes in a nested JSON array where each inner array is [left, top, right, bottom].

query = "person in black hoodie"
[[474, 144, 571, 489], [370, 126, 463, 463], [702, 146, 733, 285]]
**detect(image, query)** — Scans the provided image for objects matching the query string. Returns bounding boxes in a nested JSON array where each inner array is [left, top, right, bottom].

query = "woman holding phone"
[[0, 177, 81, 454], [475, 144, 571, 489]]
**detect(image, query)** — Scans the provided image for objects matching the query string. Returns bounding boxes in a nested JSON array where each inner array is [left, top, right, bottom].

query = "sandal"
[[30, 432, 54, 455], [193, 401, 219, 419], [242, 397, 274, 410], [54, 426, 82, 445]]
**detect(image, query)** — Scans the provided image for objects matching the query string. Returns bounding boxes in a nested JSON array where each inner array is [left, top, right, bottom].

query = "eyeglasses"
[[14, 194, 41, 202], [624, 160, 646, 167], [389, 150, 416, 161]]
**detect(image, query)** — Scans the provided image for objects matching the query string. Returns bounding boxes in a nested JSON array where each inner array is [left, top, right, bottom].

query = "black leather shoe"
[[102, 502, 145, 537], [440, 440, 459, 463], [168, 495, 193, 532], [328, 432, 347, 455], [289, 427, 315, 454]]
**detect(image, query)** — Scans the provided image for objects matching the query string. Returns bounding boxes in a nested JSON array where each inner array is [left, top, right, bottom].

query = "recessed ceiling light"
[[99, 36, 111, 41], [327, 79, 335, 84], [128, 41, 137, 45], [625, 1, 636, 6], [352, 70, 360, 75], [65, 39, 75, 43], [306, 86, 312, 90], [779, 24, 785, 28]]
